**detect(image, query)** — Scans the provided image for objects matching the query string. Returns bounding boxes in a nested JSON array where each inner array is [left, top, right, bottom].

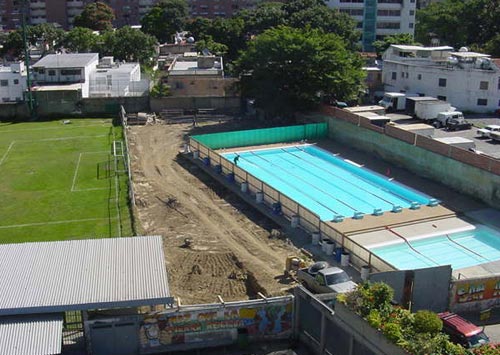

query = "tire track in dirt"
[[128, 122, 300, 304]]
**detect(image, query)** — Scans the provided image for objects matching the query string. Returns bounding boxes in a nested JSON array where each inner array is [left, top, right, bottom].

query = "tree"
[[416, 0, 500, 50], [195, 37, 228, 57], [98, 26, 157, 64], [484, 34, 500, 57], [237, 2, 287, 35], [0, 30, 24, 58], [373, 33, 419, 56], [64, 27, 97, 53], [74, 2, 115, 32], [29, 23, 65, 52], [141, 0, 188, 43], [235, 26, 364, 118], [283, 0, 360, 48]]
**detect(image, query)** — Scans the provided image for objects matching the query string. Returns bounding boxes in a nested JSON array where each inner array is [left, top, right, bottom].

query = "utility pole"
[[21, 0, 37, 119]]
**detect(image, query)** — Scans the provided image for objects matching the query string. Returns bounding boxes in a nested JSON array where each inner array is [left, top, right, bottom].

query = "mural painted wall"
[[139, 300, 293, 352], [450, 276, 500, 312]]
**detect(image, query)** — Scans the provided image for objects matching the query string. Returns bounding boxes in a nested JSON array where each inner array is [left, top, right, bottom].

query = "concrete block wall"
[[315, 105, 500, 209]]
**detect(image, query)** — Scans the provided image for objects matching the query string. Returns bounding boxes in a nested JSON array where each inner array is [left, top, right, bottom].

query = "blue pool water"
[[223, 145, 435, 221], [371, 225, 500, 270]]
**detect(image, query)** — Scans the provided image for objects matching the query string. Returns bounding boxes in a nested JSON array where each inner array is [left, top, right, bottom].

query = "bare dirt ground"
[[128, 120, 301, 305]]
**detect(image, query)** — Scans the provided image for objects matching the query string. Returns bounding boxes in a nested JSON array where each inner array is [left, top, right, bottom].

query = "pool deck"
[[347, 216, 475, 249], [330, 205, 456, 236]]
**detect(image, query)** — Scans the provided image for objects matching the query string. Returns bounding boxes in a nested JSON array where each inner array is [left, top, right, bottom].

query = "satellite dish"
[[187, 36, 195, 43], [458, 46, 469, 52], [202, 48, 212, 56]]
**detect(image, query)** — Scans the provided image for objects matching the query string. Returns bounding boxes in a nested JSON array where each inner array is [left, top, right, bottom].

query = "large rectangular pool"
[[222, 145, 436, 221]]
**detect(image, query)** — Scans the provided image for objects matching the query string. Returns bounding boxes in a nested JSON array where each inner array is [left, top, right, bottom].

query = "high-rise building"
[[326, 0, 417, 51], [0, 0, 158, 30]]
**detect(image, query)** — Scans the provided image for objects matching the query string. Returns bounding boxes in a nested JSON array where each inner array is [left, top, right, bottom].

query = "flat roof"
[[33, 53, 99, 69], [450, 52, 490, 58], [0, 314, 63, 355], [434, 137, 474, 144], [391, 45, 453, 51], [0, 236, 172, 316], [406, 96, 439, 102]]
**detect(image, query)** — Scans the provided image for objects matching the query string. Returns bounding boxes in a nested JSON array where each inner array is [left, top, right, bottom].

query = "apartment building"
[[0, 0, 158, 30], [382, 44, 500, 113], [187, 0, 258, 18], [326, 0, 416, 51]]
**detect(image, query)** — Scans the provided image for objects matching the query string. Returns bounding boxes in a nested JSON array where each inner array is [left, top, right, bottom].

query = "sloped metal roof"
[[0, 236, 171, 316], [0, 314, 63, 355], [32, 53, 99, 68]]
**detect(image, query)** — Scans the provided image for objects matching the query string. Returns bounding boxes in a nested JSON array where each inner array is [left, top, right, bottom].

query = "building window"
[[417, 74, 422, 80], [438, 78, 447, 87], [498, 77, 500, 90], [437, 95, 446, 101], [13, 79, 19, 85], [377, 22, 401, 29], [409, 23, 414, 28], [0, 80, 8, 86], [410, 10, 414, 15], [391, 72, 397, 80], [61, 69, 81, 76], [498, 99, 500, 107], [479, 81, 488, 90], [477, 99, 487, 106], [48, 70, 56, 76], [377, 9, 401, 16]]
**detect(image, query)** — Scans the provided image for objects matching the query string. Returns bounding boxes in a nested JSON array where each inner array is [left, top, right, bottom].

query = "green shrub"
[[383, 322, 403, 343], [413, 310, 443, 335], [367, 309, 382, 329]]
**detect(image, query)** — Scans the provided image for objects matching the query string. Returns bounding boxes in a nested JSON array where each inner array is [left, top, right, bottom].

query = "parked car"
[[438, 312, 490, 348], [477, 125, 500, 138], [297, 261, 357, 294]]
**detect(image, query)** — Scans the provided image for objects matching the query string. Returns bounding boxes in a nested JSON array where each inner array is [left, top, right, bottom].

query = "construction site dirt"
[[128, 119, 304, 305]]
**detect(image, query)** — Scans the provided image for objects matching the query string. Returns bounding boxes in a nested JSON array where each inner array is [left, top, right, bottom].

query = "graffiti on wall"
[[139, 302, 293, 349], [453, 277, 500, 303]]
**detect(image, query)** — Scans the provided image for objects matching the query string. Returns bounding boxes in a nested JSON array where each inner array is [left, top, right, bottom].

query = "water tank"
[[458, 47, 469, 52]]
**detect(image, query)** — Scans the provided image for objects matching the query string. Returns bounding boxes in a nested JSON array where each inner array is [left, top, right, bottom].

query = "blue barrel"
[[226, 173, 235, 183], [203, 157, 210, 166], [335, 247, 343, 262], [214, 165, 222, 174]]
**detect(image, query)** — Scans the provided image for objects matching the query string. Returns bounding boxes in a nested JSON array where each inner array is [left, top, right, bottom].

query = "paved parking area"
[[387, 113, 500, 159]]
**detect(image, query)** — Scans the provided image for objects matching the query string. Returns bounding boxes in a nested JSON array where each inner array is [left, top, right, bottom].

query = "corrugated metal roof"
[[32, 53, 99, 68], [0, 314, 63, 355], [0, 236, 171, 316]]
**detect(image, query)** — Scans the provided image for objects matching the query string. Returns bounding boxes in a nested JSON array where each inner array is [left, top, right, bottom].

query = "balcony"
[[66, 1, 83, 8], [30, 2, 46, 9]]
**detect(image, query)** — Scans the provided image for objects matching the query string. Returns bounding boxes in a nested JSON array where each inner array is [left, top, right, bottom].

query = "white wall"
[[0, 63, 27, 103], [383, 61, 500, 113]]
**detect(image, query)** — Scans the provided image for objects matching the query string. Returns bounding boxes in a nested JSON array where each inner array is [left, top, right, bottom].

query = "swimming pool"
[[370, 225, 500, 270], [222, 145, 436, 221]]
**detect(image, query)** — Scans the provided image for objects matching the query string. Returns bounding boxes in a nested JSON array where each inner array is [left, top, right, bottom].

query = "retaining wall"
[[316, 105, 500, 209], [150, 96, 241, 114]]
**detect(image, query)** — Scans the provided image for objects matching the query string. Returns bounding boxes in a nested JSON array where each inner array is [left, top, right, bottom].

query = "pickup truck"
[[297, 261, 357, 294], [477, 125, 500, 138]]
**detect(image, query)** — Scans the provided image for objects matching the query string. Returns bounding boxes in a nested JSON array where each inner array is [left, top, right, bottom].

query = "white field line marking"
[[71, 151, 111, 192], [0, 123, 110, 134], [38, 135, 107, 142], [73, 187, 109, 192], [0, 217, 118, 229], [71, 153, 83, 192], [0, 141, 15, 166]]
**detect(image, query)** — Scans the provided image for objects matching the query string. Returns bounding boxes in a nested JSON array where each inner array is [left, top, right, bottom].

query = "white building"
[[89, 57, 148, 97], [325, 0, 416, 51], [32, 53, 99, 98], [0, 62, 27, 103], [382, 45, 500, 113], [32, 53, 147, 98]]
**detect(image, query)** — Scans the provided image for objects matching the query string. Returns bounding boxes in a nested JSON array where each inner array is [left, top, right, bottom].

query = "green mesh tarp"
[[192, 123, 327, 149]]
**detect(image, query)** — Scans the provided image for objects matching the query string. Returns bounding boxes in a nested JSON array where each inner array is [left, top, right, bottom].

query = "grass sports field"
[[0, 118, 133, 244]]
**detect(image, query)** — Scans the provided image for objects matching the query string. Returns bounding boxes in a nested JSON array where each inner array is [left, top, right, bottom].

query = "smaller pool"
[[370, 225, 500, 270]]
